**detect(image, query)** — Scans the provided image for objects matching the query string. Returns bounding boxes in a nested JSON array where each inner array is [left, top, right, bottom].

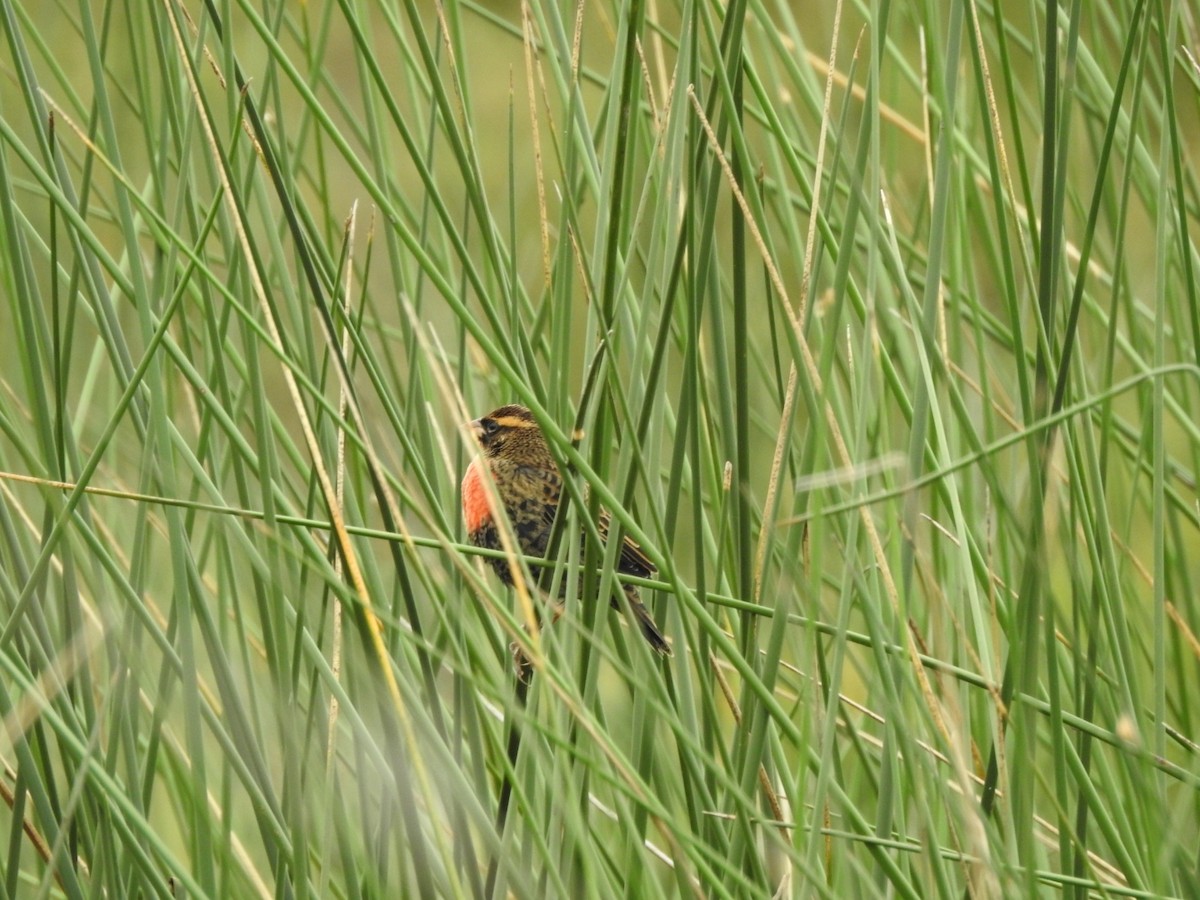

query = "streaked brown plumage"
[[462, 404, 670, 672]]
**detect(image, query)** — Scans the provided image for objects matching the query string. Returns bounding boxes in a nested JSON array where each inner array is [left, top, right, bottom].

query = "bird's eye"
[[482, 418, 499, 436]]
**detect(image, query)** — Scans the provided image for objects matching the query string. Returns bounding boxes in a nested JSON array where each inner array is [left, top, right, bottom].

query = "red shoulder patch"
[[461, 457, 495, 534]]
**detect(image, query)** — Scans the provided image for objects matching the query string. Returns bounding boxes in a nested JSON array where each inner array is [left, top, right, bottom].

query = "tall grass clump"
[[0, 0, 1197, 896]]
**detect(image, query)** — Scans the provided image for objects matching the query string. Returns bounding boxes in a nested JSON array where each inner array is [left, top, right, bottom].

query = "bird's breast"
[[461, 457, 495, 535]]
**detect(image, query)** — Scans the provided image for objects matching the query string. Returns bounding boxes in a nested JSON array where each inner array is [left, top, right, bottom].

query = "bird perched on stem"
[[461, 404, 671, 677]]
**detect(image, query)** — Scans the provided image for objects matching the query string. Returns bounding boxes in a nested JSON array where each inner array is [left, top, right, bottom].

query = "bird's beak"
[[468, 418, 485, 445]]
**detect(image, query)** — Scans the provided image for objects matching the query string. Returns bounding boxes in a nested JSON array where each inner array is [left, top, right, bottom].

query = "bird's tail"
[[622, 585, 671, 656]]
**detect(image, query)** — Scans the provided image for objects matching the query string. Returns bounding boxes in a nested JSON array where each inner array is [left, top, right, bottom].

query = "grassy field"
[[1, 0, 1198, 896]]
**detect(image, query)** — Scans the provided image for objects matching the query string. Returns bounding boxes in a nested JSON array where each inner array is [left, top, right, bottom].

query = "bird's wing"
[[598, 509, 657, 577], [527, 469, 657, 577]]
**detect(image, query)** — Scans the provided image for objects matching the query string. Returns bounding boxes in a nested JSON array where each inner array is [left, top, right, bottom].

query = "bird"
[[461, 404, 671, 677]]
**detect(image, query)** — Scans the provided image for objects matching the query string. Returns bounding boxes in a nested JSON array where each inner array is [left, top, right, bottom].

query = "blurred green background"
[[1, 0, 1198, 897]]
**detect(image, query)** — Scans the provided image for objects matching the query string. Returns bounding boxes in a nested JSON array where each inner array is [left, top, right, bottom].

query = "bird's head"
[[469, 404, 554, 468]]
